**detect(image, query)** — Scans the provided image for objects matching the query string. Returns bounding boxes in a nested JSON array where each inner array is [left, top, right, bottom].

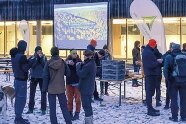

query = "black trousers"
[[93, 81, 99, 99], [145, 76, 158, 109], [170, 83, 186, 119], [155, 75, 162, 102], [28, 78, 47, 111]]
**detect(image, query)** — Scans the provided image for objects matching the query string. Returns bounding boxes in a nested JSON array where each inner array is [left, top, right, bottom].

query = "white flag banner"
[[19, 20, 30, 52], [130, 0, 166, 54]]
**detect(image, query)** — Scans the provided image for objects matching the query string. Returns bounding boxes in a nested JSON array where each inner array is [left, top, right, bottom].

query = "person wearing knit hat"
[[76, 49, 96, 124], [148, 39, 157, 49], [142, 39, 163, 116], [87, 39, 97, 52], [11, 40, 31, 124], [27, 46, 47, 115], [163, 43, 186, 122], [66, 49, 82, 120], [42, 46, 72, 124]]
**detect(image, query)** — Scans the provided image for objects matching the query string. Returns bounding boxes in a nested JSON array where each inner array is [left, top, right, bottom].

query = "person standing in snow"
[[100, 45, 111, 95], [11, 40, 31, 124], [87, 39, 103, 101], [162, 43, 173, 109], [164, 43, 186, 122], [66, 49, 82, 121], [142, 39, 163, 116], [76, 50, 96, 124], [132, 41, 142, 87], [26, 46, 47, 115], [153, 46, 163, 107], [42, 47, 72, 124]]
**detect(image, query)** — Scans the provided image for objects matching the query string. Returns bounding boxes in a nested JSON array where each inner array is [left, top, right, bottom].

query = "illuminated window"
[[0, 22, 4, 56]]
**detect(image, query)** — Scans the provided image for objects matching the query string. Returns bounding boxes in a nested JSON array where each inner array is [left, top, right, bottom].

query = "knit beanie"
[[148, 39, 157, 48], [90, 39, 97, 46]]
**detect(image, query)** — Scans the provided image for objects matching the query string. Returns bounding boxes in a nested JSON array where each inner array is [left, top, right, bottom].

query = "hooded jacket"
[[42, 56, 70, 94], [11, 40, 31, 81]]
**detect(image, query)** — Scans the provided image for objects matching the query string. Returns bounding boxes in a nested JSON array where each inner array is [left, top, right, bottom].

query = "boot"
[[156, 101, 162, 107], [26, 109, 33, 114], [169, 117, 178, 122], [152, 108, 160, 113], [14, 117, 30, 124], [69, 111, 73, 120], [164, 105, 169, 110], [147, 109, 160, 116], [72, 112, 79, 121], [41, 110, 46, 115], [85, 115, 93, 124]]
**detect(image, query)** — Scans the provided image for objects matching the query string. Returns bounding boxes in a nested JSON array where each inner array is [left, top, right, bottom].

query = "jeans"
[[132, 65, 140, 85], [170, 83, 186, 119], [14, 80, 27, 119], [81, 94, 93, 117], [48, 93, 72, 124], [100, 81, 108, 94], [155, 75, 162, 102], [28, 78, 47, 111], [66, 85, 81, 113]]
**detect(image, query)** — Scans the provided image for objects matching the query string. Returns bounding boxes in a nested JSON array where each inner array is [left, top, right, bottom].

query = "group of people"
[[132, 39, 186, 122], [9, 39, 111, 124]]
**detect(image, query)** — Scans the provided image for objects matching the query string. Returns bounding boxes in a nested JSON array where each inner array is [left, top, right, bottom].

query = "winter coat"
[[66, 55, 82, 85], [132, 47, 141, 66], [153, 48, 163, 74], [42, 56, 70, 94], [142, 45, 161, 76], [163, 49, 181, 81], [11, 41, 31, 81], [76, 58, 96, 95], [29, 54, 47, 79]]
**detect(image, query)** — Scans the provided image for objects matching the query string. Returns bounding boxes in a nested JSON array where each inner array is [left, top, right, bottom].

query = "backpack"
[[172, 53, 186, 83]]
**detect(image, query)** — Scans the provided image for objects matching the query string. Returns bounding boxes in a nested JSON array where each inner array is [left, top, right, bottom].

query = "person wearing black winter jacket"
[[76, 50, 96, 124], [94, 50, 105, 101], [66, 49, 82, 120], [26, 46, 47, 115], [142, 39, 163, 116], [11, 40, 31, 124]]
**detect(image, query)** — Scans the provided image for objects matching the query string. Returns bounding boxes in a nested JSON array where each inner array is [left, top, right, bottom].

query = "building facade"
[[0, 0, 186, 60]]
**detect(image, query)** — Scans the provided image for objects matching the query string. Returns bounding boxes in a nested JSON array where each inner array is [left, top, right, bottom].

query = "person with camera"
[[66, 49, 82, 120], [27, 46, 47, 115]]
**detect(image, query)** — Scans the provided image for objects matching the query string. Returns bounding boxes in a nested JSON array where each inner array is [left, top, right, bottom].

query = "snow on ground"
[[0, 74, 184, 124]]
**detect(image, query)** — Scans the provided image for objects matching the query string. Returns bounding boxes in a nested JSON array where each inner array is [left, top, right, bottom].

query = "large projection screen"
[[54, 2, 108, 49]]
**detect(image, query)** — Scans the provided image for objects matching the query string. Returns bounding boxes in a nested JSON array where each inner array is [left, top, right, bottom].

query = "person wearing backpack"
[[163, 43, 186, 122]]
